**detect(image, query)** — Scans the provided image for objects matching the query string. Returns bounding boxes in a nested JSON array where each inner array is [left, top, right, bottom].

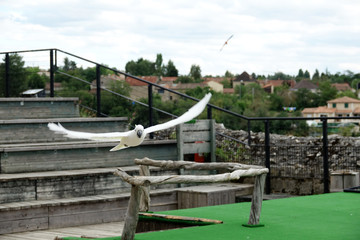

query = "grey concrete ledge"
[[0, 97, 79, 102], [0, 188, 176, 212], [0, 139, 177, 152], [0, 165, 166, 181], [0, 117, 128, 124]]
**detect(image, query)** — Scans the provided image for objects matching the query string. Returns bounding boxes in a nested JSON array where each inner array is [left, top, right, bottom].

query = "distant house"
[[331, 83, 354, 92], [259, 79, 296, 94], [233, 71, 256, 88], [290, 80, 318, 93], [202, 78, 224, 93], [45, 82, 62, 94], [91, 74, 125, 90], [125, 76, 158, 100], [302, 96, 360, 123], [160, 76, 178, 83], [223, 88, 235, 94]]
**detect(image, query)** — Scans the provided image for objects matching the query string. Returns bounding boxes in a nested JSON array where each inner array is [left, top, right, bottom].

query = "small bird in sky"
[[220, 35, 234, 51], [48, 93, 212, 151]]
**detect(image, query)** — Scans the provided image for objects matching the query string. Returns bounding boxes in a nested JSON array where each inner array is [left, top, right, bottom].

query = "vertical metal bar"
[[264, 120, 271, 194], [54, 49, 57, 69], [207, 105, 212, 119], [247, 120, 251, 145], [96, 64, 101, 117], [148, 84, 153, 139], [50, 50, 54, 97], [5, 53, 10, 97], [322, 118, 330, 193]]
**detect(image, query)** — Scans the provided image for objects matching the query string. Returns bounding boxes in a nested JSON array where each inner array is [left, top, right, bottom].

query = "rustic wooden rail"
[[114, 158, 268, 240]]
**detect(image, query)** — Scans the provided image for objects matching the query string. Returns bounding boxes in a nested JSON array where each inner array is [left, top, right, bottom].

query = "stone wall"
[[154, 124, 360, 195], [216, 126, 360, 195]]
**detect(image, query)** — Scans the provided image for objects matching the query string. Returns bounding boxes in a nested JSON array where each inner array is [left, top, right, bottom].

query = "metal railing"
[[1, 48, 360, 194]]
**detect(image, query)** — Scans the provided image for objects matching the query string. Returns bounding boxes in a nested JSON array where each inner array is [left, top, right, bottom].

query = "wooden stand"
[[115, 158, 268, 240]]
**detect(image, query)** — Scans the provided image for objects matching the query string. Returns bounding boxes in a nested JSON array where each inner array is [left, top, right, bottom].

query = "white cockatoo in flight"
[[220, 35, 233, 51], [48, 93, 212, 151]]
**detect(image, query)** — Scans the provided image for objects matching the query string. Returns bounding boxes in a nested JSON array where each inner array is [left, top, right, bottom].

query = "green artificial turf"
[[62, 192, 360, 240]]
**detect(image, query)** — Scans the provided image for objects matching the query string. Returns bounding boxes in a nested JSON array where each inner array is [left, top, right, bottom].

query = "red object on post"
[[194, 141, 205, 162]]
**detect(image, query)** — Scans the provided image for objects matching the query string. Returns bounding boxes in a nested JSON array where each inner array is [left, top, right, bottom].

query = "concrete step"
[[0, 189, 178, 235], [0, 97, 80, 119], [0, 166, 178, 204], [0, 182, 254, 235], [0, 139, 177, 173], [0, 117, 128, 144]]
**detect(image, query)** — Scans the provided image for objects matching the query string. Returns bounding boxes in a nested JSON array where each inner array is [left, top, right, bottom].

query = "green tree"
[[269, 93, 285, 111], [189, 64, 201, 80], [224, 70, 234, 78], [318, 81, 337, 105], [304, 70, 310, 79], [336, 90, 357, 99], [155, 53, 164, 77], [312, 69, 320, 82], [294, 88, 319, 109], [221, 79, 232, 88], [164, 60, 178, 77], [63, 57, 77, 71], [351, 78, 360, 91], [297, 69, 304, 79], [0, 53, 27, 96], [27, 73, 46, 89], [175, 75, 193, 83], [268, 72, 292, 80], [125, 58, 155, 76], [270, 112, 292, 134], [26, 67, 48, 89]]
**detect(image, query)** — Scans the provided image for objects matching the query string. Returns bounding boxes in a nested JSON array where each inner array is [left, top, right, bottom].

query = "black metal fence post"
[[322, 118, 330, 193], [50, 50, 54, 97], [54, 49, 57, 68], [5, 53, 10, 97], [148, 84, 153, 139], [264, 120, 271, 194], [96, 64, 101, 117], [247, 120, 251, 145], [207, 105, 212, 119]]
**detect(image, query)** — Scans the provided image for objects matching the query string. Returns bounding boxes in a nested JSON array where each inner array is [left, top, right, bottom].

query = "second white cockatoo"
[[48, 93, 212, 151]]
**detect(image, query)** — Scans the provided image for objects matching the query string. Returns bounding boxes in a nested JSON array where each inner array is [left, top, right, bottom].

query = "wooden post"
[[247, 173, 267, 225], [139, 165, 150, 212], [176, 124, 184, 161], [210, 119, 216, 163], [121, 185, 141, 240]]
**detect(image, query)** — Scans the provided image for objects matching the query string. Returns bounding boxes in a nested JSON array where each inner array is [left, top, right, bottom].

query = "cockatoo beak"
[[137, 130, 143, 138]]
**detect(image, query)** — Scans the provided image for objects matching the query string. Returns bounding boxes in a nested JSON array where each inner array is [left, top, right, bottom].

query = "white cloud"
[[1, 0, 359, 76]]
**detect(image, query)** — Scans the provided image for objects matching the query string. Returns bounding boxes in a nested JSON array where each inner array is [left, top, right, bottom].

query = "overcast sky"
[[1, 0, 360, 77]]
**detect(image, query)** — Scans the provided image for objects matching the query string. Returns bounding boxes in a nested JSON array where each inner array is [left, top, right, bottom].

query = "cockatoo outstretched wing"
[[144, 93, 211, 135], [48, 123, 132, 142]]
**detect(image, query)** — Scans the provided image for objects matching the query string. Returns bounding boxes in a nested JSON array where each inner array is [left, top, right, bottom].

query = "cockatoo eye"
[[137, 130, 143, 138]]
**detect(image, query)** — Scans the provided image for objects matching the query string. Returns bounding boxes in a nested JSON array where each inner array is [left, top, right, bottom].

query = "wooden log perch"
[[139, 212, 223, 224], [115, 167, 269, 186], [139, 165, 150, 212], [115, 159, 269, 238], [248, 173, 267, 225], [134, 157, 264, 171], [121, 185, 141, 240]]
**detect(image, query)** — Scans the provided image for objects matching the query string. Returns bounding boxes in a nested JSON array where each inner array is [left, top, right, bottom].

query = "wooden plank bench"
[[177, 183, 253, 209], [0, 189, 178, 235], [0, 140, 177, 173], [0, 117, 128, 144], [0, 166, 180, 204], [0, 97, 79, 119]]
